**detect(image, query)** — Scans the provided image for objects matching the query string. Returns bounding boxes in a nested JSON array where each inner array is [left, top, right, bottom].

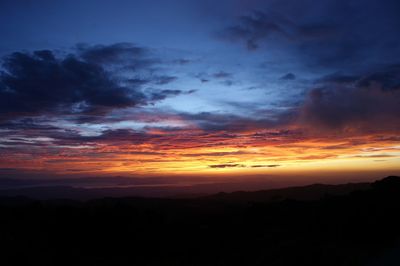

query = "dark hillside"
[[0, 176, 399, 266]]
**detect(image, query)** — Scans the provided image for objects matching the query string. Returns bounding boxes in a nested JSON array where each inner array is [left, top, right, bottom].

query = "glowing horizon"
[[1, 0, 400, 188]]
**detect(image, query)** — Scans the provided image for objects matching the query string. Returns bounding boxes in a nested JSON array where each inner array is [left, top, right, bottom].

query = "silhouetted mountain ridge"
[[202, 182, 371, 202], [372, 175, 400, 190], [0, 178, 378, 201], [0, 176, 400, 266]]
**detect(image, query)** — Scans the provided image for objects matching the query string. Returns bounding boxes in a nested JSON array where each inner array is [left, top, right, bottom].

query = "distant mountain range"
[[0, 178, 373, 201], [1, 176, 400, 266], [201, 182, 371, 202]]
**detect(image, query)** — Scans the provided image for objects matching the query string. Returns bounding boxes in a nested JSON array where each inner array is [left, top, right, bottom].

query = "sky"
[[0, 0, 400, 189]]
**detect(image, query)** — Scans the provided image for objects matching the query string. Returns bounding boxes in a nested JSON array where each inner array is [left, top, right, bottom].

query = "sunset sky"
[[0, 0, 399, 189]]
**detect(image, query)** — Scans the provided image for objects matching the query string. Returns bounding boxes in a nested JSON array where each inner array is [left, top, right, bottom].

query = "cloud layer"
[[0, 44, 186, 122], [0, 0, 400, 179]]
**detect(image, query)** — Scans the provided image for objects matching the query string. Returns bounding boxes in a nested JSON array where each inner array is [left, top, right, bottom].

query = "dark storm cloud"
[[219, 10, 288, 51], [88, 129, 148, 143], [153, 75, 178, 85], [77, 43, 161, 74], [319, 73, 359, 84], [126, 78, 149, 86], [194, 72, 234, 84], [320, 65, 400, 88], [149, 89, 185, 101], [0, 44, 182, 122], [213, 71, 232, 79], [219, 0, 400, 69], [358, 64, 400, 91], [181, 112, 287, 132], [298, 65, 400, 131], [280, 73, 296, 81], [77, 43, 147, 64], [172, 59, 192, 65], [0, 50, 144, 120], [0, 118, 59, 131]]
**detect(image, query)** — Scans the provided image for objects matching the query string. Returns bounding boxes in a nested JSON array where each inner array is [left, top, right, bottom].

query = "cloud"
[[209, 164, 280, 169], [0, 44, 182, 122], [218, 1, 400, 70], [298, 155, 336, 160], [149, 89, 195, 101], [208, 164, 245, 169], [173, 59, 191, 65], [194, 71, 233, 85], [358, 64, 400, 91], [77, 43, 147, 65], [149, 89, 181, 101], [297, 65, 400, 132], [319, 73, 359, 84], [219, 11, 288, 51], [0, 50, 144, 120], [319, 65, 400, 89], [350, 154, 397, 159], [180, 112, 283, 132], [182, 151, 251, 157], [280, 73, 296, 80], [57, 128, 150, 145], [153, 76, 178, 85], [213, 71, 232, 79], [251, 164, 281, 168], [177, 63, 400, 136]]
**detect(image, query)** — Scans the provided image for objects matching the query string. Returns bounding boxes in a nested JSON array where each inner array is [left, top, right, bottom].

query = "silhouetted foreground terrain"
[[1, 176, 400, 266]]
